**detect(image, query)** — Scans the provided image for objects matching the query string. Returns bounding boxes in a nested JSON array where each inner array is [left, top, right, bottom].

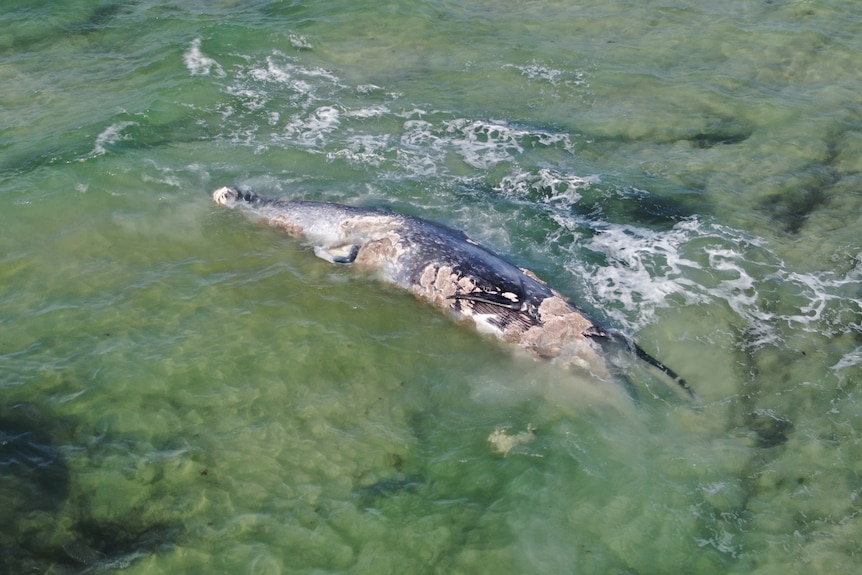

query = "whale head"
[[212, 186, 241, 207]]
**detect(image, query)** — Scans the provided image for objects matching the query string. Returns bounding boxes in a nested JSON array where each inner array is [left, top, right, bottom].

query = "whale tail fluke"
[[589, 330, 696, 400]]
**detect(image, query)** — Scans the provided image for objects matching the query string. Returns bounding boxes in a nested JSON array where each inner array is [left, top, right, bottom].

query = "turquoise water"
[[2, 0, 861, 573]]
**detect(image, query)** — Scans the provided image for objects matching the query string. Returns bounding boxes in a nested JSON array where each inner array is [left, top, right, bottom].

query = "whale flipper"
[[313, 244, 360, 264]]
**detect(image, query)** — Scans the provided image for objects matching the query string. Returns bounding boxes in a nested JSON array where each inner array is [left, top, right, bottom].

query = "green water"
[[2, 1, 861, 573]]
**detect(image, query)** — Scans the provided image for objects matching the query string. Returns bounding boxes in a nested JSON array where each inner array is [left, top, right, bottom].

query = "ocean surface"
[[2, 1, 861, 573]]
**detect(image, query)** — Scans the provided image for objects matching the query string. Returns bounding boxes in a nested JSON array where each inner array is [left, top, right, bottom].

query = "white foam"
[[224, 86, 270, 112], [141, 168, 182, 188], [538, 211, 862, 351], [280, 106, 341, 147], [392, 119, 446, 176], [356, 84, 383, 94], [289, 34, 312, 50], [326, 134, 391, 167], [183, 38, 225, 78], [499, 168, 600, 205], [507, 61, 590, 89], [211, 51, 584, 172], [245, 52, 341, 87], [695, 529, 739, 558], [344, 105, 389, 119], [400, 119, 441, 148], [214, 51, 361, 153], [780, 270, 862, 332], [244, 57, 314, 99], [90, 121, 137, 157], [228, 53, 344, 123], [442, 118, 526, 169], [576, 221, 710, 328], [832, 347, 862, 374], [518, 63, 564, 84]]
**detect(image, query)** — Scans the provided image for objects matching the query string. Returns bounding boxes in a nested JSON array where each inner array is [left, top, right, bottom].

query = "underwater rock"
[[488, 423, 538, 456]]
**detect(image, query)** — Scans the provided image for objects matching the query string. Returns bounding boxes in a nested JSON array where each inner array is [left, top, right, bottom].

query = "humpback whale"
[[212, 186, 693, 398]]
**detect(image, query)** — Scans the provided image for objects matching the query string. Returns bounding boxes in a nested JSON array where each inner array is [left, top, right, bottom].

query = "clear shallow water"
[[2, 1, 861, 573]]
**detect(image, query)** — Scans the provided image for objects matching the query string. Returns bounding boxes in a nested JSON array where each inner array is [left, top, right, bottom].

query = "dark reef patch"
[[0, 403, 181, 574], [760, 181, 831, 234], [688, 131, 751, 149]]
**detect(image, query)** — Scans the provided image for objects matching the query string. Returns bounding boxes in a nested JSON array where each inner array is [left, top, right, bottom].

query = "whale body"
[[212, 186, 692, 397]]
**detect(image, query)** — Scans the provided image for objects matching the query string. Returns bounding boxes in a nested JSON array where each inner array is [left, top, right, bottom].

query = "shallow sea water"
[[2, 1, 861, 573]]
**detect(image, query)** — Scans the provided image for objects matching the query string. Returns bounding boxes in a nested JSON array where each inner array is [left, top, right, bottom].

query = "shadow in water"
[[0, 403, 181, 574]]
